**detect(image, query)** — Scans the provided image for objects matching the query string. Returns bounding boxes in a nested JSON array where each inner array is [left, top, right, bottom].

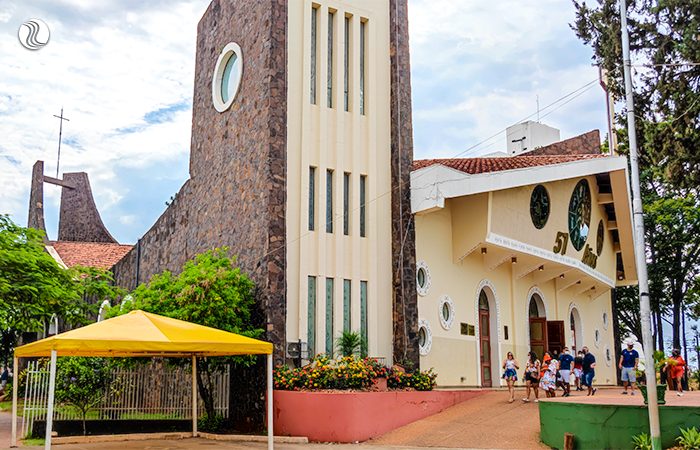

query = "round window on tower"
[[416, 260, 431, 297], [439, 295, 455, 330], [212, 42, 244, 112]]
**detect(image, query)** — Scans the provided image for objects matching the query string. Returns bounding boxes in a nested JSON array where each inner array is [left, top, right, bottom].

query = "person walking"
[[559, 346, 574, 397], [582, 346, 597, 396], [573, 351, 584, 391], [522, 351, 540, 403], [540, 355, 558, 397], [502, 352, 519, 403], [666, 349, 686, 396], [619, 339, 639, 395]]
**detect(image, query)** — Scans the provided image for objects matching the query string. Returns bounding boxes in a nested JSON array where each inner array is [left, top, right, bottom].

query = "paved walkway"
[[370, 389, 547, 449]]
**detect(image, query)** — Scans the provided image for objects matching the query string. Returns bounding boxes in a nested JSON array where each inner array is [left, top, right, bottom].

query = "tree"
[[113, 248, 262, 420], [54, 357, 112, 435], [0, 215, 101, 364], [572, 0, 700, 188]]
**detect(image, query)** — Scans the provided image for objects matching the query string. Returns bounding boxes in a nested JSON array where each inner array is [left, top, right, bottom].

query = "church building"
[[29, 0, 637, 388]]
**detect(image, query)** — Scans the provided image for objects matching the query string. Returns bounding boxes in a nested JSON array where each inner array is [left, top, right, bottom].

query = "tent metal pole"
[[267, 353, 273, 450], [192, 355, 197, 437], [11, 356, 18, 447], [45, 350, 57, 450]]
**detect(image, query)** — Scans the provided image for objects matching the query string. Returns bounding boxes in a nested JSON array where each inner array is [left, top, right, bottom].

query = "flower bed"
[[273, 355, 436, 391]]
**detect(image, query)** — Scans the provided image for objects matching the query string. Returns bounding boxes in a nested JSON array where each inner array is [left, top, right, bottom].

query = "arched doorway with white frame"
[[527, 287, 547, 360], [475, 280, 501, 388], [568, 303, 583, 353]]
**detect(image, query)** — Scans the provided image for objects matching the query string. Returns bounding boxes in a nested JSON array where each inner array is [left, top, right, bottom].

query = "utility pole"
[[53, 107, 70, 178], [620, 0, 661, 448]]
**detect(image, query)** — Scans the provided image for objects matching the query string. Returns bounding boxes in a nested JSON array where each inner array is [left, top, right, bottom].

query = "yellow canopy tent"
[[11, 310, 274, 450]]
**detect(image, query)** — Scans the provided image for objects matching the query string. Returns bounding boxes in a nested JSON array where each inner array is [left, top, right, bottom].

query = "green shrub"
[[274, 355, 394, 391], [387, 368, 437, 391], [677, 427, 700, 450], [631, 432, 652, 450], [198, 414, 226, 433], [335, 331, 364, 357]]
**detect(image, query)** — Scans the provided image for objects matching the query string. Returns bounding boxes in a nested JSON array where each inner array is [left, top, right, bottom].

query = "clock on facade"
[[568, 179, 592, 251], [530, 184, 550, 229]]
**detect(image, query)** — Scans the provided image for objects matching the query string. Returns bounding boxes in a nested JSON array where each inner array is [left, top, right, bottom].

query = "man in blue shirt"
[[619, 339, 640, 395], [582, 346, 597, 396], [558, 347, 575, 397]]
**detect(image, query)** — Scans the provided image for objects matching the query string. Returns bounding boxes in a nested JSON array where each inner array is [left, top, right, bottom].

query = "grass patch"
[[0, 400, 23, 415], [22, 438, 45, 446]]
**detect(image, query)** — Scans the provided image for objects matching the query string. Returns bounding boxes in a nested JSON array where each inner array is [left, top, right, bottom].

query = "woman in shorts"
[[502, 352, 519, 403], [522, 351, 540, 402]]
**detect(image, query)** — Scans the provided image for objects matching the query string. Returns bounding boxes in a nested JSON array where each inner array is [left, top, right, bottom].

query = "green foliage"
[[273, 355, 436, 392], [198, 413, 226, 433], [335, 331, 365, 357], [631, 432, 652, 450], [677, 427, 700, 450], [54, 357, 112, 435], [110, 248, 261, 418]]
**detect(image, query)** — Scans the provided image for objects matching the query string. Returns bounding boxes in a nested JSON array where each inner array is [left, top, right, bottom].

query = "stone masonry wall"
[[528, 130, 601, 156], [390, 0, 420, 367], [112, 0, 287, 359], [58, 172, 118, 243]]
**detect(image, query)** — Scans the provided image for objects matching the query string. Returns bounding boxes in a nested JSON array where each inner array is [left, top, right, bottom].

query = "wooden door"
[[547, 320, 565, 355], [529, 317, 547, 360], [479, 308, 492, 387]]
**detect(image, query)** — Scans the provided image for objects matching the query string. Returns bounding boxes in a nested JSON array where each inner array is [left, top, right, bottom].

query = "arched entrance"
[[569, 306, 582, 352], [528, 293, 547, 359]]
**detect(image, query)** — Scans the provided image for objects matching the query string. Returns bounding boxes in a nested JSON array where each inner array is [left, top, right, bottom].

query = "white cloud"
[[0, 0, 607, 243]]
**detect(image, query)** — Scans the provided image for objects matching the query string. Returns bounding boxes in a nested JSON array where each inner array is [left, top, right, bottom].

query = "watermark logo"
[[18, 19, 50, 50]]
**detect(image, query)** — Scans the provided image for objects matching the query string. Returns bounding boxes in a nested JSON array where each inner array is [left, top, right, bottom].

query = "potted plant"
[[638, 350, 668, 405]]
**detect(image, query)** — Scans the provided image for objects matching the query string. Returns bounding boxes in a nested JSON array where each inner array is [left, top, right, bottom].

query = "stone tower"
[[112, 0, 418, 367]]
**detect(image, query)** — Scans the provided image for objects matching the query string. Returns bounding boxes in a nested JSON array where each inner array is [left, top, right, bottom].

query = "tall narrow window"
[[309, 166, 316, 231], [326, 170, 334, 233], [360, 281, 368, 351], [359, 175, 367, 237], [308, 276, 317, 356], [310, 7, 318, 104], [344, 15, 351, 112], [325, 278, 334, 355], [327, 11, 334, 108], [343, 279, 351, 332], [360, 20, 366, 115], [343, 172, 350, 235]]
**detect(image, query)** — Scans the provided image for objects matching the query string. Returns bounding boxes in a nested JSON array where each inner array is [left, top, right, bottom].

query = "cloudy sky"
[[0, 0, 608, 244]]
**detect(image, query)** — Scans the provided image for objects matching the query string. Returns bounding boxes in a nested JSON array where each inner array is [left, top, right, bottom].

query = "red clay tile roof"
[[49, 241, 133, 270], [412, 154, 607, 175]]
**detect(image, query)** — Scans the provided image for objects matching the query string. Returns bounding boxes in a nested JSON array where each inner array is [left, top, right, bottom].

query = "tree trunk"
[[195, 361, 216, 419], [656, 311, 664, 353], [672, 291, 682, 350]]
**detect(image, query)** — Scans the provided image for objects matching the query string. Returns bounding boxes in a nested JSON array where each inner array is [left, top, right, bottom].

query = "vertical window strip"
[[360, 280, 368, 351], [343, 172, 350, 235], [360, 20, 366, 115], [343, 279, 351, 332], [308, 276, 316, 357], [310, 7, 317, 104], [359, 175, 366, 237], [326, 170, 333, 233], [309, 166, 316, 231], [327, 11, 334, 108], [344, 15, 350, 112], [325, 278, 334, 355]]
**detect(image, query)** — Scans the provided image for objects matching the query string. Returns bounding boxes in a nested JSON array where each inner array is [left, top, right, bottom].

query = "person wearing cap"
[[619, 339, 639, 395]]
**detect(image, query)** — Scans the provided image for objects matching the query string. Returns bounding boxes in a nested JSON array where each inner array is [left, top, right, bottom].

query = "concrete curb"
[[50, 432, 308, 445]]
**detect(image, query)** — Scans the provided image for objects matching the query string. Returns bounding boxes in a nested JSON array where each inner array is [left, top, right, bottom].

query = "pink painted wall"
[[273, 390, 483, 442]]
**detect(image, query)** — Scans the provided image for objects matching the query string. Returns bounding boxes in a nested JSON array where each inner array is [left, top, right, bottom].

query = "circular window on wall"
[[212, 42, 244, 112], [605, 345, 612, 367], [416, 261, 431, 297], [594, 329, 601, 347], [439, 295, 455, 330], [418, 319, 432, 355], [596, 220, 605, 256], [602, 312, 609, 330], [530, 184, 550, 229], [568, 179, 592, 251]]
